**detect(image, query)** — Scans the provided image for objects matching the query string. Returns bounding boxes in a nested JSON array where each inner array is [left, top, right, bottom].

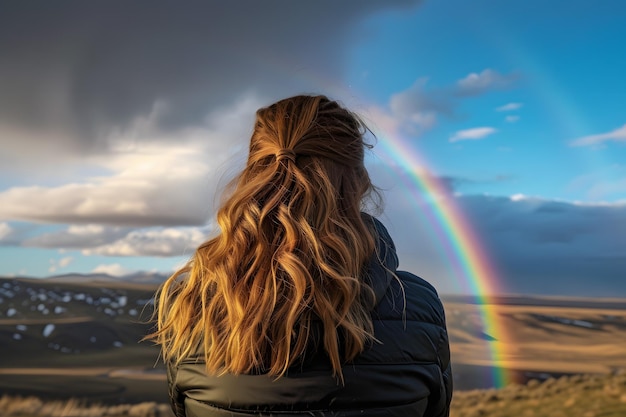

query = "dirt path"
[[0, 367, 166, 380]]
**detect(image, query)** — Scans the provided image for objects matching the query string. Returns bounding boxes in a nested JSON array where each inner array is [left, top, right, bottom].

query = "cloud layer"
[[1, 1, 622, 298], [0, 0, 421, 168], [0, 96, 261, 226], [82, 226, 212, 257], [381, 189, 626, 296]]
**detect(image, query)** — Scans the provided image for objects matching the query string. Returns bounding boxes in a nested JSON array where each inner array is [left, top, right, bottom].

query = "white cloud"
[[0, 222, 11, 240], [364, 77, 450, 138], [24, 224, 128, 249], [366, 104, 438, 141], [0, 95, 261, 227], [566, 164, 626, 201], [92, 263, 133, 277], [361, 78, 446, 137], [82, 226, 212, 257], [366, 70, 519, 138], [585, 180, 626, 201], [449, 127, 497, 143], [456, 69, 518, 96], [68, 224, 106, 235], [58, 256, 74, 268], [570, 124, 626, 146], [505, 115, 520, 123], [390, 78, 450, 115], [48, 256, 74, 273], [496, 102, 523, 112]]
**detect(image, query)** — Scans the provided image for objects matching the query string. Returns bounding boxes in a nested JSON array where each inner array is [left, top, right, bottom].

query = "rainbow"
[[374, 131, 512, 388]]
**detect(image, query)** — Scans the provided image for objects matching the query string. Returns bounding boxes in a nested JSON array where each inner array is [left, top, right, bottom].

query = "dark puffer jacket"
[[167, 218, 452, 417]]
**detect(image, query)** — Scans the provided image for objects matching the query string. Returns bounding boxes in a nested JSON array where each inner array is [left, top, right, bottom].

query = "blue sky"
[[0, 1, 624, 296]]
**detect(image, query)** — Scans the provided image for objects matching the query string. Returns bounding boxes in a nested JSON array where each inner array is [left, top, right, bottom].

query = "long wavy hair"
[[150, 95, 379, 380]]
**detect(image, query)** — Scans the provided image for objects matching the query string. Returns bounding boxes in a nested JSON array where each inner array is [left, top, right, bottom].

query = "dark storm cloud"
[[461, 196, 623, 250], [437, 174, 515, 193], [379, 183, 626, 296], [0, 0, 420, 153], [458, 195, 626, 295]]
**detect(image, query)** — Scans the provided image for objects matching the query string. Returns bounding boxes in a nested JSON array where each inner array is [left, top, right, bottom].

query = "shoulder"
[[397, 270, 440, 297], [375, 270, 447, 328], [399, 270, 447, 326]]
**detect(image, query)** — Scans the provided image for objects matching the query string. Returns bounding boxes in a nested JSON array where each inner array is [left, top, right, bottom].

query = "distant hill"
[[44, 271, 169, 285]]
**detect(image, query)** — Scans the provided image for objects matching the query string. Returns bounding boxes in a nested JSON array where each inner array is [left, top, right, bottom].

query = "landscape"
[[2, 1, 625, 416], [1, 275, 625, 416]]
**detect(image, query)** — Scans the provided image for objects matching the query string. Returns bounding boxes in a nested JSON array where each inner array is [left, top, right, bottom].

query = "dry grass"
[[2, 372, 625, 416], [0, 395, 173, 417], [451, 371, 626, 417]]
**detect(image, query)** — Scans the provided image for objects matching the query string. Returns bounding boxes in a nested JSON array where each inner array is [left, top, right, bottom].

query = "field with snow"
[[0, 277, 166, 404], [1, 277, 625, 409]]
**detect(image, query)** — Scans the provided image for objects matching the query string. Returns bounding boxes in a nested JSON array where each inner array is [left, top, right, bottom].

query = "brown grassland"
[[0, 277, 625, 416], [2, 372, 625, 416]]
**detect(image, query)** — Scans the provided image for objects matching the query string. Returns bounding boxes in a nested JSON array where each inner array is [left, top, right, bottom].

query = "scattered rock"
[[42, 324, 55, 338]]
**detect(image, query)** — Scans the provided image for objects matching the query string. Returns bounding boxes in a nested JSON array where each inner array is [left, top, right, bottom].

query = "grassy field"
[[2, 372, 625, 416], [1, 277, 625, 415], [444, 295, 626, 390], [450, 372, 626, 417]]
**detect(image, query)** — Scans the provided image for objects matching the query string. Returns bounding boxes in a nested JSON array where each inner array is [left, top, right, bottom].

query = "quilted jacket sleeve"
[[436, 325, 453, 417], [398, 271, 453, 417], [167, 360, 186, 417], [431, 294, 453, 417]]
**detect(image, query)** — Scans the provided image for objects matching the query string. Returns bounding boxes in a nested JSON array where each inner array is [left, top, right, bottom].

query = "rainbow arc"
[[376, 132, 512, 388]]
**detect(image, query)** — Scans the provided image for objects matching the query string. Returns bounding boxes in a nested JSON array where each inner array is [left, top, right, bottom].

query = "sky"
[[0, 0, 625, 296]]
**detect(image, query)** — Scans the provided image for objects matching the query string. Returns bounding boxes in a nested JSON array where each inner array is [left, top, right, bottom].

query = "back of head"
[[153, 95, 379, 380]]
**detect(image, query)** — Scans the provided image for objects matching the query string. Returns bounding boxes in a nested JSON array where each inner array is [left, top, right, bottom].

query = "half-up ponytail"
[[151, 95, 379, 381]]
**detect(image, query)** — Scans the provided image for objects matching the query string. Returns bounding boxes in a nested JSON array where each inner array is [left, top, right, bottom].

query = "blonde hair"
[[151, 95, 379, 380]]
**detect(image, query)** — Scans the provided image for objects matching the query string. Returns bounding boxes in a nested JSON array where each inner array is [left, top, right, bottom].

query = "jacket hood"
[[364, 215, 399, 306]]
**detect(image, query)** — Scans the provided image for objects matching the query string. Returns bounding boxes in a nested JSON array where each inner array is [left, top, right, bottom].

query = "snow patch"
[[43, 324, 55, 337]]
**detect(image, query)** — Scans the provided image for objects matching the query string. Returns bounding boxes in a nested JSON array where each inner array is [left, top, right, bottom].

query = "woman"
[[151, 95, 452, 416]]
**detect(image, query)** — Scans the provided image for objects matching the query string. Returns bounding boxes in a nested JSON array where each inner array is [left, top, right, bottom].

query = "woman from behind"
[[151, 95, 452, 417]]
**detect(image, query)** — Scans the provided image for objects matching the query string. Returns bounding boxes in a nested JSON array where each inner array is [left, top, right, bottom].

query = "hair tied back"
[[276, 148, 297, 164]]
